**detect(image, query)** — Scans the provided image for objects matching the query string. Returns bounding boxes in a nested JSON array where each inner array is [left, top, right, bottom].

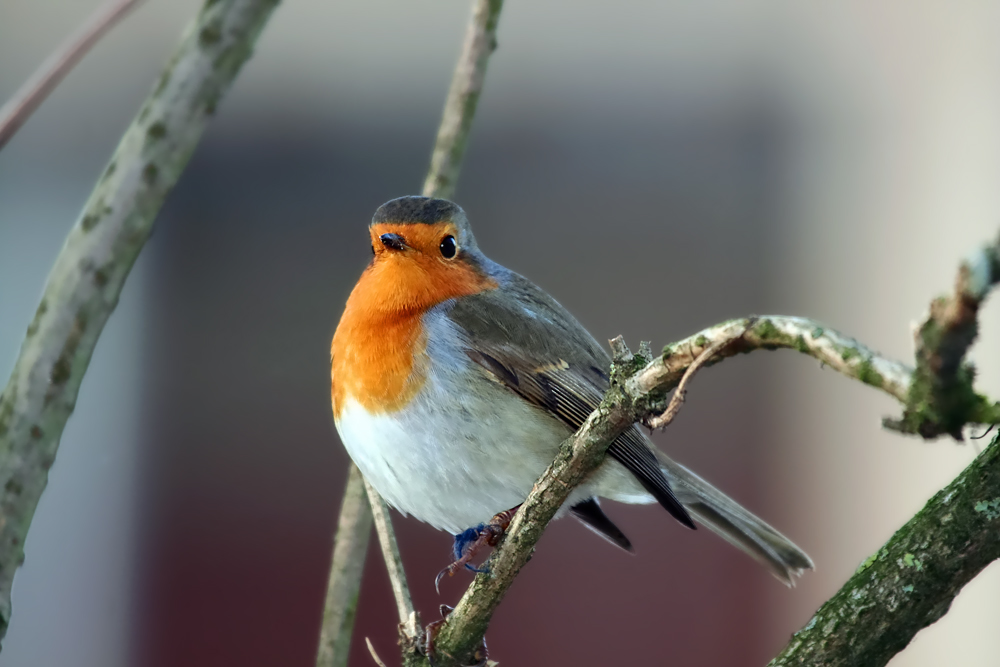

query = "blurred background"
[[2, 0, 999, 665]]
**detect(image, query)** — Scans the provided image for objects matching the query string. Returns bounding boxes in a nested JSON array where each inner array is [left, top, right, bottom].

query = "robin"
[[330, 196, 813, 585]]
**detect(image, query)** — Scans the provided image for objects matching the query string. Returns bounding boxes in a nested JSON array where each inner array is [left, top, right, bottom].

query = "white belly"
[[333, 312, 651, 535], [335, 381, 572, 534]]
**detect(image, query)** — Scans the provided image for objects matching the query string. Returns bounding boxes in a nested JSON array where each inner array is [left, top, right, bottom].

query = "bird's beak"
[[379, 233, 407, 251]]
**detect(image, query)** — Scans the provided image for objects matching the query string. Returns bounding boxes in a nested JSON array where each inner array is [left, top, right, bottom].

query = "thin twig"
[[316, 464, 373, 667], [0, 0, 282, 644], [0, 0, 144, 151], [645, 322, 752, 430], [366, 637, 390, 667], [421, 0, 504, 199], [363, 477, 419, 641], [319, 1, 507, 664]]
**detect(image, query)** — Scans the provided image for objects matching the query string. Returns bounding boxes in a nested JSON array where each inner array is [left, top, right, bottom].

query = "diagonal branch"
[[0, 0, 281, 644], [315, 465, 372, 667], [364, 477, 420, 642], [422, 234, 1000, 666], [0, 0, 145, 152], [768, 431, 1000, 666], [316, 1, 506, 664]]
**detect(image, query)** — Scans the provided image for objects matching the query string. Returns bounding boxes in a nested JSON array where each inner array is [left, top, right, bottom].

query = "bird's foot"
[[435, 507, 519, 593]]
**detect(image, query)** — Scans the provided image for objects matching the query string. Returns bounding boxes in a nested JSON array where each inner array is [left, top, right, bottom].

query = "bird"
[[330, 195, 813, 585]]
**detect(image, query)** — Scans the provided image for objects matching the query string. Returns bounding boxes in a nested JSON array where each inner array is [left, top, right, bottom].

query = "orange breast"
[[331, 308, 429, 418], [331, 224, 497, 417]]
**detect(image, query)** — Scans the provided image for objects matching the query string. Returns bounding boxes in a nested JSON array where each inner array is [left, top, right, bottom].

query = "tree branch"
[[420, 235, 1000, 666], [887, 234, 1000, 438], [627, 316, 912, 405], [768, 431, 1000, 666], [0, 0, 281, 643], [316, 465, 373, 667], [0, 0, 145, 152], [427, 338, 643, 665], [645, 321, 753, 429], [316, 1, 506, 664], [364, 477, 420, 642], [421, 0, 504, 200]]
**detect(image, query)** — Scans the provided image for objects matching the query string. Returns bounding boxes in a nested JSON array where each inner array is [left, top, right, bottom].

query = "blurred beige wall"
[[2, 1, 998, 665]]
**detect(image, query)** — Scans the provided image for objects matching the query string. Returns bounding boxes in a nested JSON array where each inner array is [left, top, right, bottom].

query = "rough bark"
[[887, 234, 1000, 438], [420, 306, 1000, 666], [769, 431, 1000, 666], [0, 0, 281, 642]]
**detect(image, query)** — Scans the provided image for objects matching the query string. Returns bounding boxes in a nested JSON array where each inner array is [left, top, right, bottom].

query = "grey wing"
[[446, 273, 695, 530]]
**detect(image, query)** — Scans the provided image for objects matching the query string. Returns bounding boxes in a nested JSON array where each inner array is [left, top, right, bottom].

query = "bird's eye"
[[439, 235, 457, 259]]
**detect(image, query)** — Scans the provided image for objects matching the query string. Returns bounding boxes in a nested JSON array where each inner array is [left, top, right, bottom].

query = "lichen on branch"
[[626, 315, 912, 405], [887, 234, 1000, 439], [418, 235, 1000, 666], [769, 431, 1000, 667]]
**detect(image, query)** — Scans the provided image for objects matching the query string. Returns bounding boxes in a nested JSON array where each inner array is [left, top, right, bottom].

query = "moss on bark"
[[770, 432, 1000, 666]]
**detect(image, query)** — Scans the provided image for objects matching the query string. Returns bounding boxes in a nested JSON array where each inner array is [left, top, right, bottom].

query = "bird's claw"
[[434, 507, 519, 594]]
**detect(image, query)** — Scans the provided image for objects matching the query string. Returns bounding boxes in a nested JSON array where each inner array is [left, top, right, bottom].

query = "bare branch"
[[365, 637, 390, 667], [421, 236, 1000, 666], [363, 477, 419, 642], [315, 465, 372, 667], [318, 1, 507, 663], [887, 234, 1000, 438], [645, 321, 752, 430], [428, 341, 640, 665], [627, 315, 912, 404], [768, 431, 1000, 667], [421, 0, 504, 200], [0, 0, 281, 644], [0, 0, 144, 152]]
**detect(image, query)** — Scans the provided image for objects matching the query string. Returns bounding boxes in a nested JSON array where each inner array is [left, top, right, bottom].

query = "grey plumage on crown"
[[371, 196, 479, 252]]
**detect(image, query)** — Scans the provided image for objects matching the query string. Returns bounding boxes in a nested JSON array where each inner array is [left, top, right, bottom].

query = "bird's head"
[[357, 196, 496, 315]]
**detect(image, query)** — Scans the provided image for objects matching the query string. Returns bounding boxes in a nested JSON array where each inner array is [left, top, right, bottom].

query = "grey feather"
[[446, 259, 813, 583], [659, 454, 814, 585]]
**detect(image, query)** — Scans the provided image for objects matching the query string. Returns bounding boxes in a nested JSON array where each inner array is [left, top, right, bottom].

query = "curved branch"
[[627, 315, 912, 404], [426, 315, 918, 664], [0, 0, 144, 151], [0, 0, 281, 642], [423, 233, 1000, 664], [429, 344, 639, 664]]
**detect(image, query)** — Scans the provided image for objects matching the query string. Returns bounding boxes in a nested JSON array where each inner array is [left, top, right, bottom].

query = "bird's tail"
[[658, 453, 814, 586]]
